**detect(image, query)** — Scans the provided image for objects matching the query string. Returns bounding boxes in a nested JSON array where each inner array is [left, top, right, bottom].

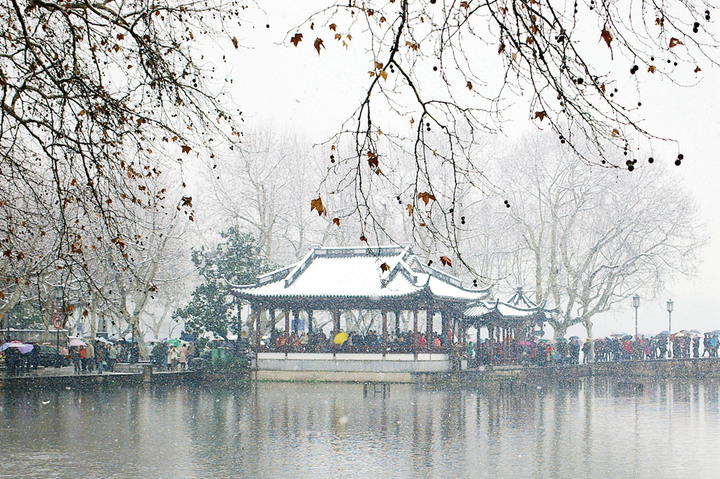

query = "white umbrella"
[[69, 338, 86, 347]]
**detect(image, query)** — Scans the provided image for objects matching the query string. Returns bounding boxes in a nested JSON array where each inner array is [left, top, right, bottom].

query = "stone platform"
[[252, 352, 456, 382]]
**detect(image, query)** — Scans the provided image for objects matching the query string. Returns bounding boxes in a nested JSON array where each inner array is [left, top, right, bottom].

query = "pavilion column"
[[426, 310, 433, 338], [307, 310, 314, 333], [254, 306, 261, 353], [268, 309, 276, 332], [413, 310, 419, 359], [235, 302, 242, 344], [284, 309, 290, 336], [292, 309, 299, 333], [332, 310, 340, 339], [441, 311, 448, 345], [382, 310, 388, 357], [458, 312, 465, 348], [394, 311, 401, 336]]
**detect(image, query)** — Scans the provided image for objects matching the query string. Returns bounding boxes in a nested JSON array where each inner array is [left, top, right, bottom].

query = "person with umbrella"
[[710, 334, 720, 358], [95, 340, 106, 374], [107, 342, 118, 371], [151, 341, 167, 370], [70, 345, 82, 373], [85, 339, 95, 372], [5, 344, 19, 375], [167, 344, 178, 371], [179, 344, 188, 370], [29, 342, 40, 371]]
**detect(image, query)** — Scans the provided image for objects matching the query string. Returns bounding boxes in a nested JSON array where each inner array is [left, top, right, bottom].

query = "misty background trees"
[[463, 135, 703, 345]]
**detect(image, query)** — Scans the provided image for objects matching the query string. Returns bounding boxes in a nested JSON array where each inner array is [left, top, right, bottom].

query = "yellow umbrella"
[[333, 332, 349, 345]]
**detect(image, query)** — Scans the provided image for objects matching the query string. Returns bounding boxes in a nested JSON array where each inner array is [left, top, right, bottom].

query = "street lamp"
[[632, 295, 640, 338], [667, 299, 674, 358]]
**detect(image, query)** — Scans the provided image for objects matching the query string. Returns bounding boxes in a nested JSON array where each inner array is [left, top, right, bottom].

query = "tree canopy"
[[1, 0, 242, 320], [173, 228, 274, 340]]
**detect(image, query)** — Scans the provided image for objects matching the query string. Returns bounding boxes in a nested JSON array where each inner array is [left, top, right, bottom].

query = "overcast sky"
[[222, 2, 720, 338]]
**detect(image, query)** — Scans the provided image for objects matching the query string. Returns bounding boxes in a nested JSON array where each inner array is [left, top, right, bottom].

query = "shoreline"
[[3, 357, 720, 389]]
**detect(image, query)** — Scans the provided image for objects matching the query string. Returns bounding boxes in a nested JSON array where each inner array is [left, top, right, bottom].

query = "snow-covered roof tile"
[[234, 245, 488, 303], [237, 249, 421, 298]]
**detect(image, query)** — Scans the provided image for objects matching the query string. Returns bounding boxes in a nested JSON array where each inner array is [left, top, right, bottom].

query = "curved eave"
[[234, 283, 482, 310], [464, 310, 547, 324], [234, 289, 424, 303]]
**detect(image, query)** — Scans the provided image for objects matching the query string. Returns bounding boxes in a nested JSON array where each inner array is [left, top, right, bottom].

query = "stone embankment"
[[4, 358, 717, 388], [416, 358, 720, 386], [0, 363, 210, 390]]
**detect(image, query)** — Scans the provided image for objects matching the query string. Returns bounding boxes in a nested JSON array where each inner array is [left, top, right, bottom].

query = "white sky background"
[[214, 1, 720, 338]]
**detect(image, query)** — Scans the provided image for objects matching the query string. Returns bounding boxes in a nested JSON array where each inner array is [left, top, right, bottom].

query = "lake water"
[[1, 378, 719, 478]]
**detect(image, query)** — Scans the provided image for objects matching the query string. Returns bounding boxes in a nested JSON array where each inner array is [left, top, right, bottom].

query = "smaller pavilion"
[[464, 287, 554, 363]]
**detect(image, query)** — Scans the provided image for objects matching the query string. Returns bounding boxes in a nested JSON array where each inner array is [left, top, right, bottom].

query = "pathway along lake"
[[2, 378, 720, 478]]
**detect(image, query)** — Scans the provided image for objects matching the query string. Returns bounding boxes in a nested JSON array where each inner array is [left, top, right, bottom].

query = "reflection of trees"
[[5, 379, 720, 475]]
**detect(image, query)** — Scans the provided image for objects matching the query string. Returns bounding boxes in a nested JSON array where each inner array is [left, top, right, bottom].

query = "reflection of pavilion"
[[233, 245, 490, 380]]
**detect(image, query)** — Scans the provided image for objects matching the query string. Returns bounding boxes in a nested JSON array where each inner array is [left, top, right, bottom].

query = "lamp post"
[[632, 295, 640, 338], [667, 299, 674, 359]]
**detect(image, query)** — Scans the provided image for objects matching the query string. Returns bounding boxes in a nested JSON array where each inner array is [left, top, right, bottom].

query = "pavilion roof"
[[464, 287, 555, 321], [233, 245, 490, 306]]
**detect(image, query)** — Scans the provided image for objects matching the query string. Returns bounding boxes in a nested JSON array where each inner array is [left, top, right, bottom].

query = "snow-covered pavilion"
[[463, 287, 551, 340], [232, 245, 490, 380]]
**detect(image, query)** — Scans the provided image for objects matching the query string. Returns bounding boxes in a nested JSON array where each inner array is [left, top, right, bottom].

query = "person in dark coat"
[[71, 346, 82, 373], [5, 347, 18, 375], [29, 343, 40, 370]]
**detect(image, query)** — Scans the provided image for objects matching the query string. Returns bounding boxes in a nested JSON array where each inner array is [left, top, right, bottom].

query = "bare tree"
[[198, 128, 410, 265], [1, 0, 243, 310], [288, 0, 718, 263], [467, 133, 704, 347]]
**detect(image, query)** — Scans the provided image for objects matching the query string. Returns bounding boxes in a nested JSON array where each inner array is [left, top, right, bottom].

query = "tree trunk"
[[552, 323, 568, 340], [583, 319, 595, 362]]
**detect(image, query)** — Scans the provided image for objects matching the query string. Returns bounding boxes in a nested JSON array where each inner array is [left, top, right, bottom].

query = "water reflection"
[[2, 378, 720, 477]]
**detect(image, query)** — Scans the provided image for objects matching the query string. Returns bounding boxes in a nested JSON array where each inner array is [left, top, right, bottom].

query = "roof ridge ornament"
[[284, 248, 316, 288], [381, 257, 425, 289]]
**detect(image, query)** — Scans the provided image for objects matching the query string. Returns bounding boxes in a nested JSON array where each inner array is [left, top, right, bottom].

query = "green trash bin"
[[211, 347, 227, 367]]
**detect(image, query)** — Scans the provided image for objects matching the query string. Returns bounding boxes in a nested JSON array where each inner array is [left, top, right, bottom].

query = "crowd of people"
[[69, 338, 126, 374], [1, 334, 246, 376], [149, 341, 196, 371], [258, 328, 720, 367], [6, 329, 720, 375], [468, 332, 720, 365], [263, 329, 455, 354], [589, 333, 719, 362], [3, 342, 41, 375]]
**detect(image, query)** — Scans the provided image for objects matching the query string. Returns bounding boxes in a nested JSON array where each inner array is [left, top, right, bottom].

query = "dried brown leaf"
[[290, 33, 303, 47], [310, 196, 327, 216], [600, 28, 613, 48]]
